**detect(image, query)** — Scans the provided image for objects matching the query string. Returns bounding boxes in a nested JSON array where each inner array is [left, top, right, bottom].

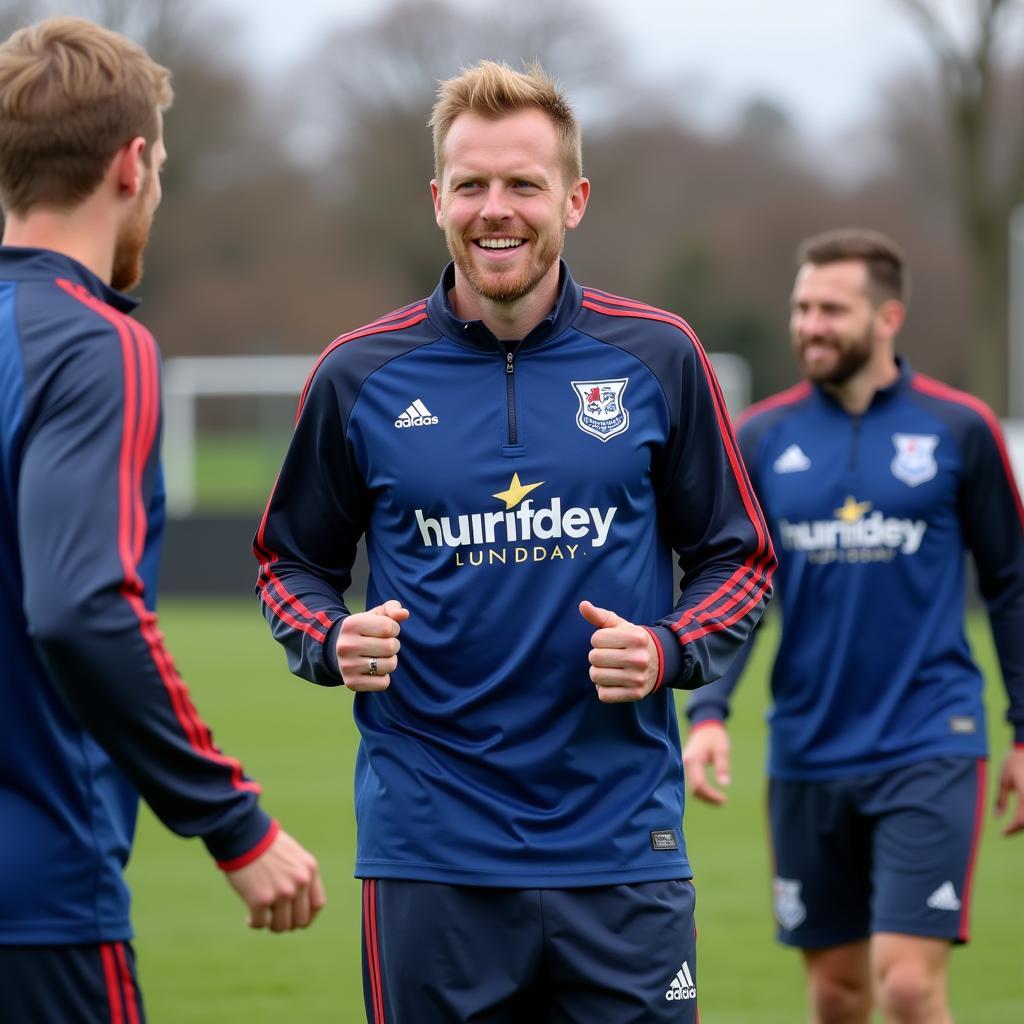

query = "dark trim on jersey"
[[579, 288, 775, 648], [364, 879, 386, 1024], [57, 278, 259, 797], [254, 303, 430, 645], [296, 302, 429, 420], [911, 373, 1024, 531], [735, 380, 813, 429], [958, 758, 987, 942]]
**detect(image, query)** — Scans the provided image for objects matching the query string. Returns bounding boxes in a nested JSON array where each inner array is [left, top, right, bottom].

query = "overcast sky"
[[218, 0, 971, 141]]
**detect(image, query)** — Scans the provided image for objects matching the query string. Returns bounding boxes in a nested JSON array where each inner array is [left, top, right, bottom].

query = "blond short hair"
[[430, 60, 582, 183], [0, 16, 172, 215]]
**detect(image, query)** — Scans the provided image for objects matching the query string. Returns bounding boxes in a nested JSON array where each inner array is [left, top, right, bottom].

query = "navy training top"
[[688, 360, 1024, 779], [0, 247, 272, 944], [257, 262, 775, 886]]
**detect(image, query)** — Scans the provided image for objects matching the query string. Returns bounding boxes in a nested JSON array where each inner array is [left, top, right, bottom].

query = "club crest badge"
[[773, 877, 807, 932], [891, 433, 939, 487], [571, 378, 629, 442]]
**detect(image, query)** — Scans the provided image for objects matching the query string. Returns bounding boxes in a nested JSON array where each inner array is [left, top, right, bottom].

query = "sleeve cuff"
[[647, 626, 688, 689], [320, 617, 345, 682], [688, 704, 729, 726], [214, 816, 280, 872], [688, 717, 725, 734], [202, 805, 275, 867]]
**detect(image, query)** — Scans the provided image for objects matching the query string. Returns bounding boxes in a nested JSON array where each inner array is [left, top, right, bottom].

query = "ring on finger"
[[368, 656, 378, 676]]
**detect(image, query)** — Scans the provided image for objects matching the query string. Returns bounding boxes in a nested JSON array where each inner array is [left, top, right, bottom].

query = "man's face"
[[111, 124, 166, 292], [431, 108, 587, 305], [790, 260, 879, 386]]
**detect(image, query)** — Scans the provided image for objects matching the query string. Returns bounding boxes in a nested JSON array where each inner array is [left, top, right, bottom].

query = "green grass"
[[129, 605, 1023, 1022], [192, 434, 290, 512]]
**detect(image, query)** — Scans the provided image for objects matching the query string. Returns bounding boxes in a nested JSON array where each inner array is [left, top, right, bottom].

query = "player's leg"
[[802, 942, 871, 1024], [360, 878, 544, 1024], [541, 878, 698, 1023], [769, 776, 874, 1023], [0, 942, 146, 1023], [871, 934, 951, 1024], [865, 757, 985, 1024]]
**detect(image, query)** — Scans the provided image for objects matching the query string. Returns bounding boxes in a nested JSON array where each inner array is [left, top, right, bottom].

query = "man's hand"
[[336, 600, 409, 692], [225, 829, 326, 932], [579, 600, 659, 703], [681, 721, 731, 806], [995, 745, 1024, 836]]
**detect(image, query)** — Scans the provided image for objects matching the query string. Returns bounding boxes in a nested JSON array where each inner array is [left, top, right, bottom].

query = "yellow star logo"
[[834, 495, 872, 523], [492, 473, 544, 511]]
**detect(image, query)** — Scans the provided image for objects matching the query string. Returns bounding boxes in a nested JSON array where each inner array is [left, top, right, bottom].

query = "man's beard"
[[111, 199, 152, 292], [447, 222, 563, 305], [801, 324, 874, 386]]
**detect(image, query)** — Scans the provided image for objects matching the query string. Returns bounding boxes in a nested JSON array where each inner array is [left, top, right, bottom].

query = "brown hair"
[[797, 228, 908, 304], [430, 60, 581, 183], [0, 16, 172, 215]]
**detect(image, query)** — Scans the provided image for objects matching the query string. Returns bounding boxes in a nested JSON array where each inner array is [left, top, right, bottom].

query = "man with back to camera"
[[256, 60, 776, 1022], [683, 228, 1024, 1024], [0, 17, 325, 1022]]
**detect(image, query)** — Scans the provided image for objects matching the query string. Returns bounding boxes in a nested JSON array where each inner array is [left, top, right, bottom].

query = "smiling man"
[[257, 60, 774, 1022], [684, 228, 1024, 1024]]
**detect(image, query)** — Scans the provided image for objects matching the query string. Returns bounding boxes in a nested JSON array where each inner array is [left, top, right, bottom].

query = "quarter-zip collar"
[[427, 259, 583, 352], [0, 245, 139, 314], [811, 355, 914, 416]]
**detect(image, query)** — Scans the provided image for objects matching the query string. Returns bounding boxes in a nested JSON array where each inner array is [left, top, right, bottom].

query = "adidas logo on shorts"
[[926, 881, 961, 912], [665, 960, 696, 1001]]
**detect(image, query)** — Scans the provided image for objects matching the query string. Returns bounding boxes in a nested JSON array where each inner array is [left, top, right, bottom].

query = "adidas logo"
[[665, 961, 696, 1001], [774, 444, 811, 473], [926, 881, 961, 912], [394, 399, 438, 429]]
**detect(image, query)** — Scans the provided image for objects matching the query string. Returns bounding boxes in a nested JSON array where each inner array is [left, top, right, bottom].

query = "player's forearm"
[[987, 600, 1024, 744], [29, 602, 272, 863]]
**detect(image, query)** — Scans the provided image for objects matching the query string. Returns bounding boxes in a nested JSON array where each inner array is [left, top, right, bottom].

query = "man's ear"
[[430, 179, 444, 230], [114, 136, 148, 198], [877, 298, 906, 341]]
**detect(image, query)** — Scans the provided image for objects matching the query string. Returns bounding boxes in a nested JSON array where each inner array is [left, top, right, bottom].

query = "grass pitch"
[[128, 602, 1022, 1021]]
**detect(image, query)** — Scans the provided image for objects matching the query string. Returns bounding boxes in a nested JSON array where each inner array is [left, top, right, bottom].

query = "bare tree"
[[890, 0, 1024, 410], [299, 0, 623, 299]]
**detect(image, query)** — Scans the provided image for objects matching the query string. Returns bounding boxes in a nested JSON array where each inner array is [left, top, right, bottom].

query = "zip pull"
[[506, 351, 514, 374]]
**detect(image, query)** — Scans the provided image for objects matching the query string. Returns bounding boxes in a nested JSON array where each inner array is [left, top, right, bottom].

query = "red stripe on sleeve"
[[253, 307, 429, 641], [295, 306, 429, 421], [912, 374, 1024, 531], [100, 943, 125, 1024], [581, 294, 775, 645], [257, 578, 329, 643], [56, 279, 260, 795], [735, 380, 812, 429]]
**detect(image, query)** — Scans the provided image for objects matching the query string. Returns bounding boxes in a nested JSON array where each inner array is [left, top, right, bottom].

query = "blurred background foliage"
[[2, 0, 1023, 410]]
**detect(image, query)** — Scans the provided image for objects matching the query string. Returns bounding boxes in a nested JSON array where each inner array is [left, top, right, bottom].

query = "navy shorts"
[[769, 757, 986, 949], [361, 878, 699, 1023], [0, 942, 145, 1023]]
